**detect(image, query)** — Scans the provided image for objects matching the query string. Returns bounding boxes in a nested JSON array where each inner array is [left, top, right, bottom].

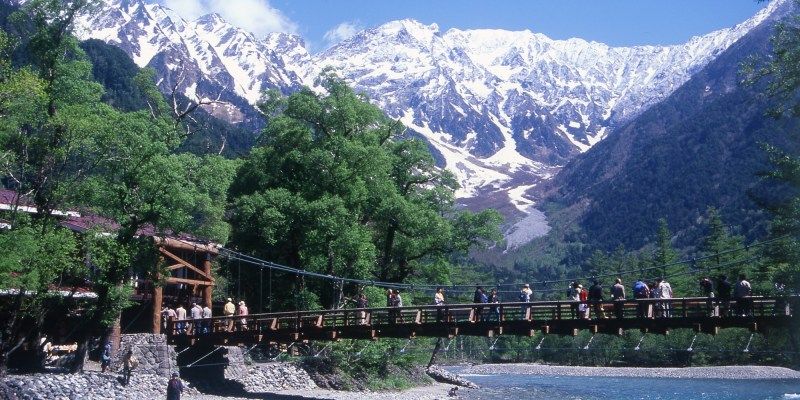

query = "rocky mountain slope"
[[532, 3, 799, 255], [57, 0, 788, 247]]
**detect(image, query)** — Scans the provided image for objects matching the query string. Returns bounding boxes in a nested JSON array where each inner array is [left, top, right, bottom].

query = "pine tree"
[[651, 218, 678, 278]]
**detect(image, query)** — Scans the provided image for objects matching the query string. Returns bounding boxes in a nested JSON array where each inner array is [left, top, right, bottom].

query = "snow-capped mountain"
[[72, 0, 785, 223]]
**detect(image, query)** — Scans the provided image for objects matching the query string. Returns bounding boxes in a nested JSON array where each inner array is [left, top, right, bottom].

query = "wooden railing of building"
[[165, 296, 797, 346]]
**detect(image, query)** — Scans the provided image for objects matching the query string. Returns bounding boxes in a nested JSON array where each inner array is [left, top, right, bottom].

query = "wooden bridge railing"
[[165, 296, 797, 345]]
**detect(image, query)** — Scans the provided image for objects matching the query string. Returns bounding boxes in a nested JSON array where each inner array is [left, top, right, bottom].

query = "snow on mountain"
[[70, 0, 786, 244]]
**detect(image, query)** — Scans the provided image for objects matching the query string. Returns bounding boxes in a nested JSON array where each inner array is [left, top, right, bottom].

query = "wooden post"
[[203, 253, 213, 309], [153, 285, 163, 334]]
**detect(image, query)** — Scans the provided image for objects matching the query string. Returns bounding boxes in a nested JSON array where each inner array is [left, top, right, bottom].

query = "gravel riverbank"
[[461, 364, 800, 380], [185, 382, 455, 400]]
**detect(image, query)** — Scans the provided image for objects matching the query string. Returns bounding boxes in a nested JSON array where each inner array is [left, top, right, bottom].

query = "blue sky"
[[160, 0, 769, 52]]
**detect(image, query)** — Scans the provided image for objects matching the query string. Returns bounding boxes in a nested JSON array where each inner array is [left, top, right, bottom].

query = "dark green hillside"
[[536, 11, 799, 255], [79, 39, 256, 156]]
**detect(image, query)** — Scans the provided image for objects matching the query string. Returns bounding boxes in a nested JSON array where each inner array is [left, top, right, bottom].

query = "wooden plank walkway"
[[166, 296, 797, 346]]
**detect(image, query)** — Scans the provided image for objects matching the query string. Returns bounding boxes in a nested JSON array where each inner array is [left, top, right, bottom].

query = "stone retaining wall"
[[239, 362, 319, 392], [113, 333, 177, 376], [1, 372, 199, 400]]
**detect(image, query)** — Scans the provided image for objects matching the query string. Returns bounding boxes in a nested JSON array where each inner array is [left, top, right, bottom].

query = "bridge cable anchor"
[[634, 334, 646, 351], [535, 336, 546, 350], [687, 334, 698, 352], [743, 333, 754, 353], [583, 334, 596, 350]]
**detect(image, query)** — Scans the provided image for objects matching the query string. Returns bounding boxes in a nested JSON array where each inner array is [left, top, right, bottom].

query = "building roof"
[[0, 189, 219, 253]]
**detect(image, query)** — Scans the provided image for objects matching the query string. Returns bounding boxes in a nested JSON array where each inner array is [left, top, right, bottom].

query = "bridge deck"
[[166, 296, 796, 346]]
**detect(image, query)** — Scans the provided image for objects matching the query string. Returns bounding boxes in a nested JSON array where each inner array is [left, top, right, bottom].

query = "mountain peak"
[[376, 18, 440, 40], [195, 12, 225, 25]]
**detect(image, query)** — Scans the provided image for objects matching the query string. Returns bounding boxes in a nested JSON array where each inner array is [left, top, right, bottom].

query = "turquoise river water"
[[454, 373, 800, 400]]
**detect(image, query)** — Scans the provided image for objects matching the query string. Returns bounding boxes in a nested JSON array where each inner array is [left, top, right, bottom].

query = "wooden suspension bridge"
[[166, 296, 797, 347]]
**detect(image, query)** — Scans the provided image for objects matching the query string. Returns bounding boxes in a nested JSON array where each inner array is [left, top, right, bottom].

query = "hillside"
[[501, 3, 800, 272]]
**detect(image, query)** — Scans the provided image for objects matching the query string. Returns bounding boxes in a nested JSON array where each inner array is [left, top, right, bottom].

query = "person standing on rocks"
[[167, 372, 184, 400], [122, 349, 138, 385], [223, 298, 235, 332], [202, 303, 212, 334], [175, 304, 187, 335], [101, 341, 112, 373], [238, 301, 249, 330]]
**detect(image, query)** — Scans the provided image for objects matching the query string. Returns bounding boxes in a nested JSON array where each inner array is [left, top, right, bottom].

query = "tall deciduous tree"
[[0, 0, 234, 372], [228, 74, 501, 309]]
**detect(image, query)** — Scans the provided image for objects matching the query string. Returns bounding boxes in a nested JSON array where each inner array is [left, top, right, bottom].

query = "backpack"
[[633, 281, 647, 297]]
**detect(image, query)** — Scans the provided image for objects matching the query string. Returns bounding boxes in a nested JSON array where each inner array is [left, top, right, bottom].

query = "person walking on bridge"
[[717, 275, 732, 316], [519, 284, 533, 318], [356, 293, 369, 325], [473, 286, 488, 321], [700, 277, 715, 316], [434, 287, 446, 322], [633, 280, 650, 318], [588, 280, 606, 319], [655, 278, 673, 317], [579, 284, 590, 319], [175, 304, 187, 335], [202, 304, 212, 334], [237, 301, 249, 331], [611, 278, 626, 319], [489, 288, 501, 321], [190, 303, 203, 335], [734, 274, 752, 316], [568, 282, 581, 319], [223, 298, 235, 331]]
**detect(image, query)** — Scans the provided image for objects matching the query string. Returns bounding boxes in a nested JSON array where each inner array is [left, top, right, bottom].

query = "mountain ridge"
[[60, 0, 789, 246]]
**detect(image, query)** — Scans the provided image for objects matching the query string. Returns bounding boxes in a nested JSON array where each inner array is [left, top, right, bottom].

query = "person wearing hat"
[[237, 300, 249, 331], [223, 298, 235, 332], [166, 372, 183, 400]]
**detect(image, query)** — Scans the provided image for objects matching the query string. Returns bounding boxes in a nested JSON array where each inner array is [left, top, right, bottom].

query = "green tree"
[[228, 73, 501, 309], [0, 0, 235, 372], [745, 1, 800, 293], [697, 207, 746, 279], [651, 218, 678, 277]]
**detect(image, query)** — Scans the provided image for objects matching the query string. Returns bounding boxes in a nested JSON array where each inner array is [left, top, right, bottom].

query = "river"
[[452, 373, 800, 400]]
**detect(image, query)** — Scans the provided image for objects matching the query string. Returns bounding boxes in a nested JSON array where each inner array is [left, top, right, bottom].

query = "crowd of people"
[[419, 273, 757, 321], [161, 297, 250, 335], [159, 274, 759, 333]]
